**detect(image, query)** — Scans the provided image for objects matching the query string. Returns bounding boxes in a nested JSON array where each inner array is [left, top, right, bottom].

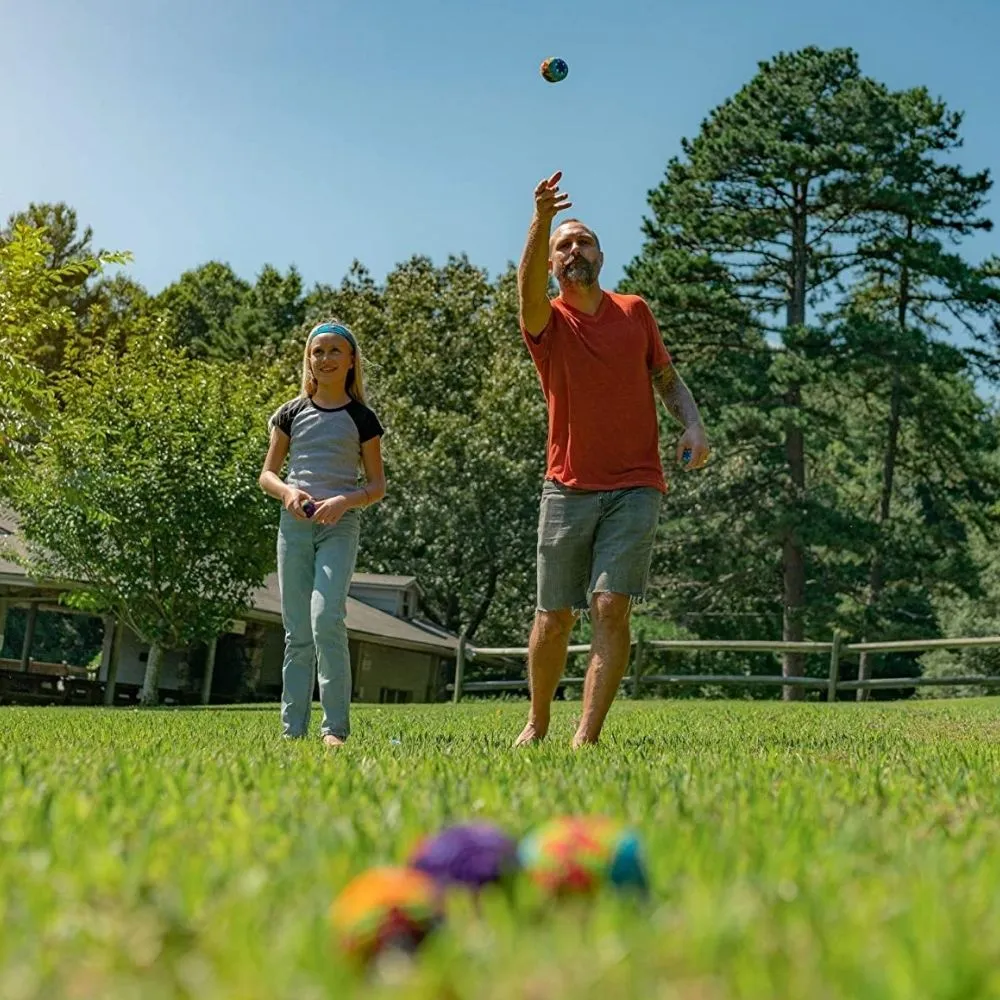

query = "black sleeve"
[[269, 397, 306, 438], [347, 401, 385, 444]]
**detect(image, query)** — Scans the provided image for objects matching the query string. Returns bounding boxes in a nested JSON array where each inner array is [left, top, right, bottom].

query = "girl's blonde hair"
[[301, 319, 367, 405]]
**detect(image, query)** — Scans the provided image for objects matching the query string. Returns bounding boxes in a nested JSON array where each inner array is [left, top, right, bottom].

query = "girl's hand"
[[283, 487, 314, 520], [313, 495, 349, 525]]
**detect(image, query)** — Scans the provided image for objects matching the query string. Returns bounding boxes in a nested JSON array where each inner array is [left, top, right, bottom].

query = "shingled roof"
[[0, 512, 458, 656]]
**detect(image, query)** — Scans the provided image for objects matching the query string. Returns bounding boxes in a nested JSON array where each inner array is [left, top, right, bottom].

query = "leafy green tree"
[[832, 88, 1000, 695], [0, 222, 124, 470], [7, 336, 283, 705], [624, 46, 983, 697], [223, 264, 305, 360], [1, 204, 119, 374], [155, 262, 251, 358], [156, 262, 305, 362]]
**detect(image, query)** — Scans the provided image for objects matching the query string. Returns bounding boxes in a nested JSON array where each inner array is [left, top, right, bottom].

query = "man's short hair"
[[551, 218, 601, 251]]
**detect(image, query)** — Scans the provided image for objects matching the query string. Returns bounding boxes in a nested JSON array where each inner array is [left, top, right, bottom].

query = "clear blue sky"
[[4, 0, 999, 295]]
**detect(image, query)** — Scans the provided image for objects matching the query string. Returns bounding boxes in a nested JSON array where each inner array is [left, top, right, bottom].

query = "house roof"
[[0, 512, 456, 656], [350, 573, 421, 591], [248, 573, 457, 655]]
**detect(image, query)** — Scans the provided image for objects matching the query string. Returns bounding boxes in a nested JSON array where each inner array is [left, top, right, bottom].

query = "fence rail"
[[448, 631, 1000, 702]]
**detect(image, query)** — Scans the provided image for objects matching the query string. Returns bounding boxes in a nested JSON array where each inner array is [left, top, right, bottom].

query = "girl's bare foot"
[[323, 734, 346, 747]]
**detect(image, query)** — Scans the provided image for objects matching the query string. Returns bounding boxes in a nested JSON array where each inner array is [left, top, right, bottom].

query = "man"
[[515, 170, 709, 749]]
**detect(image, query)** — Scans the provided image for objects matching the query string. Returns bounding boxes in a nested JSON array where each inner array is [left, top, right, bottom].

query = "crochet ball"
[[329, 867, 443, 962], [540, 57, 569, 83], [408, 822, 520, 891], [518, 817, 648, 897]]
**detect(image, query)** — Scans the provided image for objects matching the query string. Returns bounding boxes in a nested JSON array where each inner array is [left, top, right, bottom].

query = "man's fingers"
[[539, 192, 572, 212], [547, 170, 562, 187]]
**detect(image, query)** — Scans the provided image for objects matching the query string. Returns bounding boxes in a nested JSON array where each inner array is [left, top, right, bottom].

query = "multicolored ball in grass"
[[540, 56, 569, 83], [408, 822, 520, 892], [518, 817, 649, 898], [329, 867, 444, 964]]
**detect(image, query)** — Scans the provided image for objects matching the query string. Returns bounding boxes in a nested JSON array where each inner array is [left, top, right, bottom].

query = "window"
[[378, 687, 413, 704]]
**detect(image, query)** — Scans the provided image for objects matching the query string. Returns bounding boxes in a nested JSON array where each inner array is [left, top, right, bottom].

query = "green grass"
[[3, 698, 1000, 999]]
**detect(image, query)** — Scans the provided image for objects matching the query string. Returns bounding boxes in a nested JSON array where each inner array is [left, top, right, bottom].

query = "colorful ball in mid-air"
[[540, 57, 569, 83], [518, 817, 649, 898], [329, 866, 444, 963], [408, 822, 520, 892]]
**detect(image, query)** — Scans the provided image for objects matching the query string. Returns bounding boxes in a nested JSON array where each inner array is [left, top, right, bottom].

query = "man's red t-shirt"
[[521, 291, 672, 493]]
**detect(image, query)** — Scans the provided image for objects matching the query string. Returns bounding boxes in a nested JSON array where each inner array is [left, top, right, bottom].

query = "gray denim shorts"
[[536, 479, 663, 613]]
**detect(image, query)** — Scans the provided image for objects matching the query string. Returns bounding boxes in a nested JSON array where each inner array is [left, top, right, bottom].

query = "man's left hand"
[[677, 424, 710, 470]]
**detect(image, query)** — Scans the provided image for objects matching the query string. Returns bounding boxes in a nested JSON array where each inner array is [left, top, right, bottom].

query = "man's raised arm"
[[518, 170, 571, 337]]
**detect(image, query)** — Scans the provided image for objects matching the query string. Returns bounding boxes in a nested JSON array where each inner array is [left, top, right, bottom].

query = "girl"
[[259, 320, 386, 746]]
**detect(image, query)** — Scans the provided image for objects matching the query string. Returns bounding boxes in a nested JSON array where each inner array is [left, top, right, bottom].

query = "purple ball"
[[408, 823, 519, 890]]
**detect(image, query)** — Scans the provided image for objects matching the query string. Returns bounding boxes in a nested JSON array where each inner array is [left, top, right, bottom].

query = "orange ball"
[[330, 866, 443, 963]]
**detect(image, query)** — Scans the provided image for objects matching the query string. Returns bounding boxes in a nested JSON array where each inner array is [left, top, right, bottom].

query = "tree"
[[222, 264, 305, 360], [7, 335, 284, 705], [155, 262, 251, 358], [625, 47, 956, 697], [0, 222, 125, 471], [834, 88, 1000, 696], [1, 204, 116, 374], [156, 262, 306, 362]]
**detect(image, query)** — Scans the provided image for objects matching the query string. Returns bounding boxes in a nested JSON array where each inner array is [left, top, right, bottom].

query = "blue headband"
[[308, 322, 357, 351]]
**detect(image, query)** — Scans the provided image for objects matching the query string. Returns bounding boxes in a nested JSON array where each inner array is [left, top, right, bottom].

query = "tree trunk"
[[857, 242, 910, 701], [139, 641, 164, 706], [782, 185, 809, 700]]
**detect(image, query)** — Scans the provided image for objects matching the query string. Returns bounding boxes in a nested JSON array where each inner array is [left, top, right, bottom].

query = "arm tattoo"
[[651, 363, 702, 428]]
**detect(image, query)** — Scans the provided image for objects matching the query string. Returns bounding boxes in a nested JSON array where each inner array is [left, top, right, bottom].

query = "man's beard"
[[559, 257, 597, 286]]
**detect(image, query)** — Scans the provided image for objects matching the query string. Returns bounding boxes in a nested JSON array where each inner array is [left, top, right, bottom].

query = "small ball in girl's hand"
[[408, 822, 520, 892], [330, 867, 444, 964], [303, 500, 317, 518], [518, 816, 649, 899], [540, 57, 569, 83]]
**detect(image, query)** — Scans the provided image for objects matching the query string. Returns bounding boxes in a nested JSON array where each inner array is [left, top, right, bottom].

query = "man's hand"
[[651, 362, 710, 470], [312, 495, 350, 525], [677, 423, 710, 470], [283, 487, 314, 520], [533, 171, 572, 223]]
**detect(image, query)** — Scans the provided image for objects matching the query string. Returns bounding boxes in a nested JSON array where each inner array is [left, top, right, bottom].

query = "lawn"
[[2, 698, 1000, 999]]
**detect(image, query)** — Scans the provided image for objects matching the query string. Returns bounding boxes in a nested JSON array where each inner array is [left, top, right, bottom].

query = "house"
[[0, 515, 460, 706]]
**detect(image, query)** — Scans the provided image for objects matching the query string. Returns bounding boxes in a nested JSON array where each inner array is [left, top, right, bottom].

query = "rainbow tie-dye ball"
[[329, 866, 444, 963], [518, 816, 648, 898]]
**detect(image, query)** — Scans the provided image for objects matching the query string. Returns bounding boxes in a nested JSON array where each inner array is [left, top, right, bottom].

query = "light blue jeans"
[[276, 507, 361, 740]]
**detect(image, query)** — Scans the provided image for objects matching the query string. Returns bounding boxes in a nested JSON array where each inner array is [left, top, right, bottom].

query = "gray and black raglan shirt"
[[269, 396, 384, 499]]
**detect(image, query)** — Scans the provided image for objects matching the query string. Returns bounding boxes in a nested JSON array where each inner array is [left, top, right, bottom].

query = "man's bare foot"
[[514, 723, 546, 748], [323, 734, 346, 747], [571, 732, 599, 750]]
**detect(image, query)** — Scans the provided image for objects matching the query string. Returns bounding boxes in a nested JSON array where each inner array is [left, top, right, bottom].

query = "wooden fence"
[[448, 632, 1000, 702]]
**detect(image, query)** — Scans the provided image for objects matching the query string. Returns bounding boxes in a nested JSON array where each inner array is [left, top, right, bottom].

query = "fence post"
[[452, 631, 467, 704], [632, 629, 646, 699], [200, 635, 218, 706], [19, 602, 38, 673], [103, 620, 124, 706], [827, 630, 843, 703]]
